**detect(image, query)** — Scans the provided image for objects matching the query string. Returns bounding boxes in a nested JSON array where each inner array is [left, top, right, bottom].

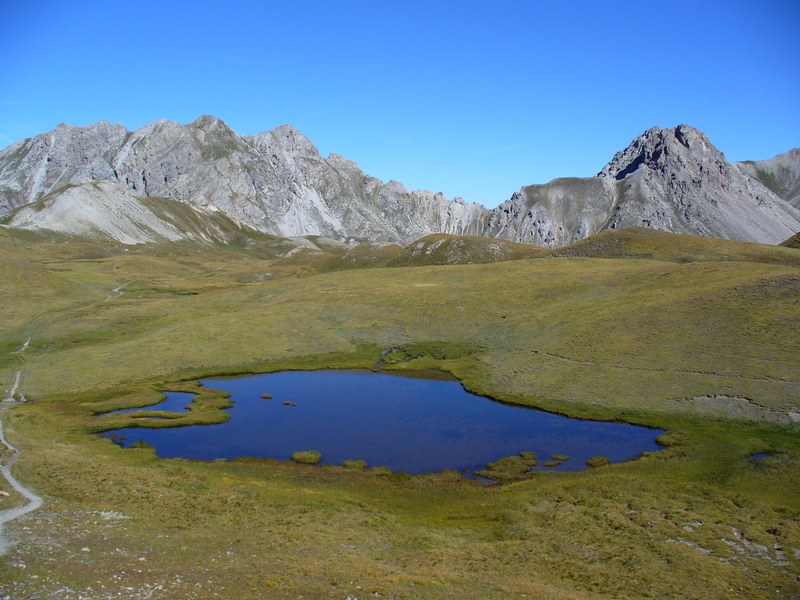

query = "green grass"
[[475, 451, 540, 483], [0, 226, 799, 598]]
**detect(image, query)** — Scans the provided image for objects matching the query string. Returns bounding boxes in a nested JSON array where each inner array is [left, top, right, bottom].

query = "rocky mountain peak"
[[190, 114, 229, 131], [594, 125, 800, 242], [598, 124, 724, 181], [250, 124, 320, 160]]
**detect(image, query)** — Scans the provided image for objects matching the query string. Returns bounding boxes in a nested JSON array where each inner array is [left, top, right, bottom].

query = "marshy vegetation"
[[0, 226, 798, 598], [290, 450, 321, 464]]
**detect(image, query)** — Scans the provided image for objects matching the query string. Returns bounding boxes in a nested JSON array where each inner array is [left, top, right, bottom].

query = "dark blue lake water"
[[749, 453, 772, 461], [103, 370, 664, 475]]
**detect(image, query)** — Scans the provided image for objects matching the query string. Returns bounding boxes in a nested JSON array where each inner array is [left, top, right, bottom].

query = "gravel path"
[[0, 337, 42, 555]]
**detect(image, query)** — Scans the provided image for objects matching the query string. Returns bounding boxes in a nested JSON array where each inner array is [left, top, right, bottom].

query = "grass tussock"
[[475, 451, 539, 483], [290, 450, 322, 464]]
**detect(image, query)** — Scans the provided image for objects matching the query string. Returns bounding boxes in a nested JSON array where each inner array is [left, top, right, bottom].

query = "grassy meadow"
[[0, 226, 798, 598]]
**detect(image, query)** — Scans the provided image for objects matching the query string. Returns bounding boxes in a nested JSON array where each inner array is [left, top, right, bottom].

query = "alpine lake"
[[102, 369, 664, 477]]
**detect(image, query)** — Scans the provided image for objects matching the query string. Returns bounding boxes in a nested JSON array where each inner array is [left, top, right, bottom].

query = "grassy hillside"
[[781, 231, 800, 249], [388, 233, 543, 266], [550, 226, 800, 266], [0, 227, 798, 598]]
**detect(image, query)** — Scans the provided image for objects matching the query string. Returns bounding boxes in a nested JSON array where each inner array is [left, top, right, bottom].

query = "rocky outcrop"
[[1, 118, 798, 246], [0, 121, 129, 212], [484, 177, 617, 246]]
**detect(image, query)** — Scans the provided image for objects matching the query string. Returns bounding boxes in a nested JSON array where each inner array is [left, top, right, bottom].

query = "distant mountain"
[[0, 117, 798, 246], [487, 125, 800, 245], [737, 148, 800, 209], [0, 116, 486, 244]]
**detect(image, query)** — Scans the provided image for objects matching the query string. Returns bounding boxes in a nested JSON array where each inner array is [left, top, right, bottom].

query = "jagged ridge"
[[0, 116, 487, 244], [1, 118, 798, 246]]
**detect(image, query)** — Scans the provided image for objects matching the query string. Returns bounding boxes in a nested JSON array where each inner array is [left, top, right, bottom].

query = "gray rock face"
[[0, 117, 798, 246], [737, 148, 800, 209], [0, 121, 129, 212], [0, 115, 488, 244], [484, 177, 618, 246], [599, 125, 800, 243], [487, 125, 800, 246], [3, 180, 260, 244]]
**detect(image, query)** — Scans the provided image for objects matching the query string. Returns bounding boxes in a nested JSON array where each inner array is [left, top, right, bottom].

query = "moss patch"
[[291, 450, 322, 464], [586, 455, 610, 468]]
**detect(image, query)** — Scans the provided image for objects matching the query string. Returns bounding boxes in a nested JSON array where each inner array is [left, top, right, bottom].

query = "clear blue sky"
[[1, 0, 798, 207]]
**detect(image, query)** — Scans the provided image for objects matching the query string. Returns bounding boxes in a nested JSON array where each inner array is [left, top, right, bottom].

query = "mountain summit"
[[0, 118, 798, 245], [483, 125, 800, 246], [599, 125, 799, 242]]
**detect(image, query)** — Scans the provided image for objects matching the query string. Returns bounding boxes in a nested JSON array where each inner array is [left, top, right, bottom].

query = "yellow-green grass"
[[551, 226, 800, 267], [388, 233, 543, 266], [0, 227, 799, 598], [12, 244, 799, 420], [2, 396, 798, 599]]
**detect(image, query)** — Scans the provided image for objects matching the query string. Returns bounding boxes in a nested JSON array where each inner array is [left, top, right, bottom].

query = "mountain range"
[[0, 116, 798, 246]]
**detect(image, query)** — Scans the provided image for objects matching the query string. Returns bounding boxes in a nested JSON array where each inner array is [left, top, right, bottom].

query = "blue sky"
[[1, 0, 798, 207]]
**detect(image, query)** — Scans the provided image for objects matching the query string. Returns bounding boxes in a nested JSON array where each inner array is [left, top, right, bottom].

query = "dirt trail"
[[105, 281, 133, 300], [0, 337, 42, 555], [3, 371, 21, 403], [0, 407, 43, 555]]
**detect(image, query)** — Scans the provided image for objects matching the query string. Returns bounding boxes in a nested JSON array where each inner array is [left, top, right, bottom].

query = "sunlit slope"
[[551, 226, 800, 266], [5, 228, 798, 423], [395, 227, 800, 267], [2, 227, 800, 599], [388, 233, 543, 266]]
